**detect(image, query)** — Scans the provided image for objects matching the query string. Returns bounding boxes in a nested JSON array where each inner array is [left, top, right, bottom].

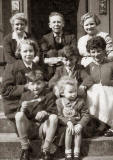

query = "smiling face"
[[83, 17, 97, 35], [20, 44, 35, 65], [31, 80, 45, 95], [13, 19, 26, 35], [64, 84, 77, 101], [90, 48, 105, 63], [49, 15, 64, 34]]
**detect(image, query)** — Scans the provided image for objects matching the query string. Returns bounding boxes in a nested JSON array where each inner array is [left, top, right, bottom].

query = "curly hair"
[[80, 12, 101, 26], [10, 12, 27, 26], [55, 76, 78, 97], [86, 36, 106, 53], [18, 39, 39, 57]]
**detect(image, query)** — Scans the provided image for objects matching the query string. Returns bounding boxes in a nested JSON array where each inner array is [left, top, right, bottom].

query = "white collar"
[[12, 31, 27, 40], [53, 32, 63, 37], [23, 61, 33, 69]]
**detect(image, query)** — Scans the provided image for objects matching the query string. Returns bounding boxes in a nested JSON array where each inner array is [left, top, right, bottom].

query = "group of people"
[[2, 11, 113, 160]]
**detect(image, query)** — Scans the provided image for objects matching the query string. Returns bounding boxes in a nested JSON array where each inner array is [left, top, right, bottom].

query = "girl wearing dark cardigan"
[[2, 39, 58, 160]]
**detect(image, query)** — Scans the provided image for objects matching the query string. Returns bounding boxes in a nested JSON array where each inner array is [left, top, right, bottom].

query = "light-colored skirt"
[[87, 84, 113, 128]]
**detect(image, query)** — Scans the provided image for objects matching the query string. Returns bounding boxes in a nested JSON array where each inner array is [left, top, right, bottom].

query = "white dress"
[[87, 83, 113, 128], [86, 61, 113, 128], [78, 32, 113, 67]]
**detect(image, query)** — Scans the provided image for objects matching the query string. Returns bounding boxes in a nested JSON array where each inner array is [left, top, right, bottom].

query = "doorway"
[[29, 0, 79, 40]]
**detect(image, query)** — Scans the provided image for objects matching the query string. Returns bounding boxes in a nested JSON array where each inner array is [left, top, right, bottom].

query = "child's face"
[[65, 55, 78, 67], [49, 15, 64, 34], [31, 81, 45, 95], [83, 17, 97, 35], [20, 44, 35, 64], [90, 48, 105, 63], [13, 19, 26, 34], [64, 84, 77, 101]]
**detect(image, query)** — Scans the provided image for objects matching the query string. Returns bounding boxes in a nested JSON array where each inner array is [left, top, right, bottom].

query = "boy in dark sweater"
[[16, 70, 58, 160]]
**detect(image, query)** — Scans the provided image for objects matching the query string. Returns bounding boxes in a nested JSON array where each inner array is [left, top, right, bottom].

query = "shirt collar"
[[53, 32, 63, 37], [12, 31, 27, 40], [23, 61, 33, 69]]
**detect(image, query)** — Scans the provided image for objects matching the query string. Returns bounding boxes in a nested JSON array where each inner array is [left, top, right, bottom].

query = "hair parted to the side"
[[10, 12, 27, 26], [54, 76, 78, 97], [86, 36, 106, 53], [25, 70, 44, 82], [49, 12, 64, 22], [18, 39, 39, 57], [80, 12, 101, 26]]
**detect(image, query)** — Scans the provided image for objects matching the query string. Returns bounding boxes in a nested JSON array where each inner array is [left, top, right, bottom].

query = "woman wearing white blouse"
[[3, 12, 39, 64], [78, 12, 113, 67]]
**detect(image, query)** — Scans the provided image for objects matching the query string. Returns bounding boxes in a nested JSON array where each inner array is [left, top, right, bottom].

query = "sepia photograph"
[[0, 0, 113, 160]]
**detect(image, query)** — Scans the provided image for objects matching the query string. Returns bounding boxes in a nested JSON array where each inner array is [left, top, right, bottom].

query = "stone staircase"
[[0, 95, 113, 160]]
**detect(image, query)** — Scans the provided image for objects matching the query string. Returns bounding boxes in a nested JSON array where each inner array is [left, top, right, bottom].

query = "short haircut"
[[49, 12, 64, 22], [55, 76, 78, 96], [25, 70, 44, 82], [86, 36, 106, 53], [19, 39, 39, 57], [80, 12, 101, 26], [10, 12, 27, 25]]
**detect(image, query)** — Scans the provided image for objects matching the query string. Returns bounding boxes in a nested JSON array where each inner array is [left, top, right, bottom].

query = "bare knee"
[[49, 114, 58, 124], [66, 128, 73, 136], [15, 112, 26, 123]]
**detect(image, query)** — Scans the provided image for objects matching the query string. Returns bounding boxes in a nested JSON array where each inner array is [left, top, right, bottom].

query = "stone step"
[[0, 133, 113, 159], [0, 95, 3, 112], [0, 156, 113, 160], [0, 112, 16, 133], [82, 156, 113, 160]]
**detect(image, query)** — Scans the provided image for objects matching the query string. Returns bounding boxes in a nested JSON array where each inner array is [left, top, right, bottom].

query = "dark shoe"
[[40, 151, 51, 160], [65, 153, 73, 160], [104, 129, 113, 137], [20, 149, 30, 160], [73, 157, 80, 160], [94, 130, 104, 137]]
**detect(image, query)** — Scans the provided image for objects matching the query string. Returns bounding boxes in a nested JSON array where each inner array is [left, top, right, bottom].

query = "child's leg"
[[41, 114, 58, 152], [74, 133, 82, 158], [65, 128, 73, 159], [15, 112, 31, 150]]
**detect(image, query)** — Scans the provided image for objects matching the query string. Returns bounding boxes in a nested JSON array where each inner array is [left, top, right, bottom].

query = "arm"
[[45, 90, 57, 114], [58, 34, 79, 57], [77, 100, 90, 127], [80, 69, 94, 88], [2, 64, 25, 100], [3, 36, 17, 64], [49, 66, 62, 88], [68, 34, 79, 56], [105, 34, 113, 60]]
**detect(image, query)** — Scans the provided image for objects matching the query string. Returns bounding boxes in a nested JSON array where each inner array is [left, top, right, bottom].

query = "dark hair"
[[80, 12, 101, 26], [25, 70, 44, 82], [86, 36, 106, 53]]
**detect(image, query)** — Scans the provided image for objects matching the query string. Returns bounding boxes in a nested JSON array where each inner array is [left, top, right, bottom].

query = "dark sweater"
[[56, 97, 90, 127], [2, 60, 42, 119], [20, 88, 57, 121], [3, 32, 32, 64]]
